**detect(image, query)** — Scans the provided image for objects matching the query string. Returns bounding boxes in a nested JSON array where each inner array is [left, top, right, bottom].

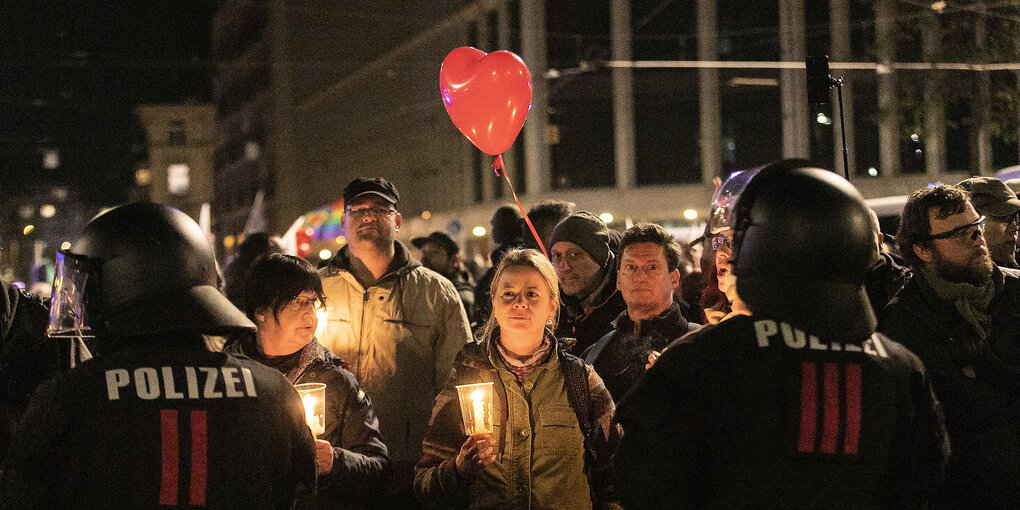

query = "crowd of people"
[[0, 163, 1018, 509]]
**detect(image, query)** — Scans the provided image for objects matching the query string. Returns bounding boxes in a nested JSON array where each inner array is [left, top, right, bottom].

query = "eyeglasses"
[[346, 207, 396, 220], [712, 234, 733, 251], [990, 212, 1020, 226], [619, 263, 667, 277], [925, 216, 985, 241], [287, 295, 325, 311]]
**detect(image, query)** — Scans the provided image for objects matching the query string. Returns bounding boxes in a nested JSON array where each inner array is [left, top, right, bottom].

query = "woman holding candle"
[[234, 254, 391, 508], [414, 249, 622, 509]]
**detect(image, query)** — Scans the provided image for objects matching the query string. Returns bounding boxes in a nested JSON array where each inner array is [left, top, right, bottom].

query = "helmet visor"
[[709, 169, 760, 234], [48, 250, 93, 338]]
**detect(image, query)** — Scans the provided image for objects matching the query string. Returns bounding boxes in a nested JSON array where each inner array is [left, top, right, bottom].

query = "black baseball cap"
[[343, 177, 399, 205], [410, 231, 459, 256]]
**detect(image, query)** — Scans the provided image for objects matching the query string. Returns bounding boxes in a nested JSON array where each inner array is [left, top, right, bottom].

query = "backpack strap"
[[560, 351, 596, 463]]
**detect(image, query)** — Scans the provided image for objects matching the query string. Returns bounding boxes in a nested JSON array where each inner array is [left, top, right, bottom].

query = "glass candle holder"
[[295, 382, 326, 437], [455, 382, 494, 435]]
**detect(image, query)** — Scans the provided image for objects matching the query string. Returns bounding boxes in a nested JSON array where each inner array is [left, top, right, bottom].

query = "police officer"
[[614, 160, 950, 509], [1, 203, 316, 509]]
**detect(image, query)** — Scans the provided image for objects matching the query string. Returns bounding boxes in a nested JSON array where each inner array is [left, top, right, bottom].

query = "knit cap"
[[549, 211, 611, 267]]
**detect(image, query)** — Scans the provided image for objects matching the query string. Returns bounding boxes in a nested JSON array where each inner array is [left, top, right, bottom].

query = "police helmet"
[[729, 159, 878, 341], [53, 203, 254, 339]]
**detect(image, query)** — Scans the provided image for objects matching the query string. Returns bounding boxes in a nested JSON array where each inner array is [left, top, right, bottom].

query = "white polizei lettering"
[[200, 367, 223, 398], [185, 367, 200, 399], [809, 334, 827, 351], [830, 342, 842, 351], [222, 367, 244, 398], [754, 320, 778, 347], [780, 322, 807, 349], [241, 368, 258, 397], [106, 369, 130, 400], [135, 367, 160, 400], [162, 367, 184, 399], [844, 343, 862, 352]]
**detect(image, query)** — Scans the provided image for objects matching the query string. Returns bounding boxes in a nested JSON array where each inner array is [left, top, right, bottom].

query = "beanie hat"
[[549, 211, 611, 267]]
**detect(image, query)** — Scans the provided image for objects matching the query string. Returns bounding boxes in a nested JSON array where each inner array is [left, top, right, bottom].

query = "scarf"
[[922, 267, 995, 339], [495, 334, 554, 386]]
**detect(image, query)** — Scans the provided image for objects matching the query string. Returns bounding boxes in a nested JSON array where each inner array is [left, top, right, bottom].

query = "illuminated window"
[[168, 164, 190, 195]]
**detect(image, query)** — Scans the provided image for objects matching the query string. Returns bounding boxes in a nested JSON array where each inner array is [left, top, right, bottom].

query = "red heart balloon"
[[440, 47, 532, 156]]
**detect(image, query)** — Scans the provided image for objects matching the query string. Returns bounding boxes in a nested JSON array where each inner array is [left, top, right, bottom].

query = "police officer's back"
[[614, 161, 950, 509], [0, 203, 316, 509]]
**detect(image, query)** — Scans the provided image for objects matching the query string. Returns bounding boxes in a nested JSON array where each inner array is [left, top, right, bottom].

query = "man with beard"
[[880, 184, 1020, 509], [549, 212, 627, 354], [957, 176, 1020, 269], [317, 177, 472, 507]]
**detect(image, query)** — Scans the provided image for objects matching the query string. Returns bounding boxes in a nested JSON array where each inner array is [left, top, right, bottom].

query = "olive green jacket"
[[414, 336, 622, 509]]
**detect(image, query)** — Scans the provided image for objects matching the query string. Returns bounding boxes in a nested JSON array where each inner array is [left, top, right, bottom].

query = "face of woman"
[[714, 229, 738, 303], [257, 290, 320, 356], [492, 266, 557, 345]]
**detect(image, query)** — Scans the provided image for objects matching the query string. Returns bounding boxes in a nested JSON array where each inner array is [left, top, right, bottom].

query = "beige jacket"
[[317, 242, 472, 474]]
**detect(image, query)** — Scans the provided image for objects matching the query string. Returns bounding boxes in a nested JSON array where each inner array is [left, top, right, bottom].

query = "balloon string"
[[492, 155, 549, 260]]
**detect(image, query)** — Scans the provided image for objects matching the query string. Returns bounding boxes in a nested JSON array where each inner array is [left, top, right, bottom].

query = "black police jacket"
[[615, 314, 949, 509], [1, 340, 316, 509]]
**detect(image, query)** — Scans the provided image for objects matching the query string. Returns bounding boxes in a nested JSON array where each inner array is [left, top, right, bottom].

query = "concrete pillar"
[[875, 0, 899, 176], [697, 0, 721, 183], [496, 1, 520, 191], [476, 10, 497, 201], [830, 0, 857, 176], [922, 9, 947, 176], [780, 0, 809, 158], [521, 0, 550, 195], [269, 0, 296, 232], [611, 0, 636, 189], [974, 0, 993, 175]]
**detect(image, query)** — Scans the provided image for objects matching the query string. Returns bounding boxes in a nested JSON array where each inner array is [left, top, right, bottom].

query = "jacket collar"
[[562, 259, 620, 315], [326, 240, 420, 280], [612, 301, 687, 333]]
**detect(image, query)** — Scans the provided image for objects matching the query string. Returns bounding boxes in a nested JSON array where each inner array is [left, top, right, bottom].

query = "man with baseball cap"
[[410, 231, 475, 320], [317, 177, 472, 506], [549, 211, 627, 354], [958, 176, 1020, 269]]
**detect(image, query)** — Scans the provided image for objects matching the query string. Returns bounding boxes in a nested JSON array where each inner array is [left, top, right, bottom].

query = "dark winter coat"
[[879, 266, 1020, 509], [555, 265, 628, 356]]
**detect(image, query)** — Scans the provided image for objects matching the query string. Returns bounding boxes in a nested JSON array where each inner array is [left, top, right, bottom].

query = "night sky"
[[0, 1, 216, 204]]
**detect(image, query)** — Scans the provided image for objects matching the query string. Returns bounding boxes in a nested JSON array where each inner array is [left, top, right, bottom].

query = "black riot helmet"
[[729, 160, 878, 342], [51, 203, 254, 341]]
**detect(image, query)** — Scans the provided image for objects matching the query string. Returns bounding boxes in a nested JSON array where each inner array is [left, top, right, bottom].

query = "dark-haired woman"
[[414, 249, 622, 509], [232, 254, 390, 509]]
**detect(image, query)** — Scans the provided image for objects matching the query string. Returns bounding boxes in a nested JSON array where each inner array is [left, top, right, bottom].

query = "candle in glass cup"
[[294, 382, 327, 437], [456, 382, 494, 435]]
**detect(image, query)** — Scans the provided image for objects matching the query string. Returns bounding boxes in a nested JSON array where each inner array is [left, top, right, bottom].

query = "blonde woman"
[[414, 249, 622, 509]]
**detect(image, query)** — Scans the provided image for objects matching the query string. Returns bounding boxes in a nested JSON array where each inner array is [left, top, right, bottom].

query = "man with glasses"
[[880, 184, 1020, 509], [582, 224, 699, 401], [317, 177, 471, 507], [958, 176, 1020, 269]]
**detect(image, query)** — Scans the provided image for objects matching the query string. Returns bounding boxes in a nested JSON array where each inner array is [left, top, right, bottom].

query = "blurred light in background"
[[318, 249, 332, 260], [599, 212, 614, 224], [472, 226, 486, 237], [40, 204, 56, 218], [421, 210, 431, 220], [60, 242, 72, 251], [683, 209, 698, 220], [22, 225, 34, 235]]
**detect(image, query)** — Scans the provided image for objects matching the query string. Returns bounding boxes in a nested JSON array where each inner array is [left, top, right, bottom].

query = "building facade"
[[211, 0, 1020, 260]]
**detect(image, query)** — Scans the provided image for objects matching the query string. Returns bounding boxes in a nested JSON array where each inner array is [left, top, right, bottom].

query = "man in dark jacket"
[[864, 208, 910, 319], [583, 224, 699, 401], [474, 205, 523, 327], [1, 204, 316, 509], [550, 212, 627, 355], [616, 161, 949, 509], [880, 184, 1020, 509]]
